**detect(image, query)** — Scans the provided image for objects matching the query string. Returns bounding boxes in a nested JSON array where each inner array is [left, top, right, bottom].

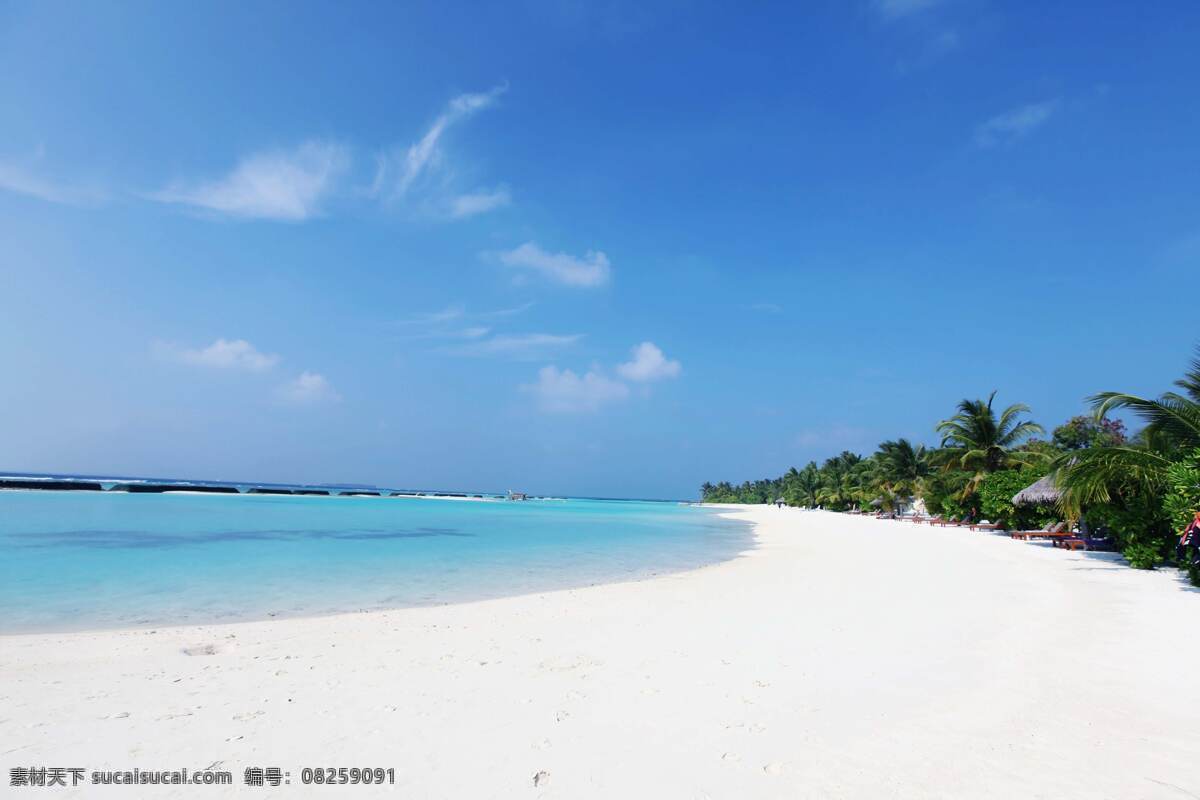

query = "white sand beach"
[[2, 507, 1198, 798]]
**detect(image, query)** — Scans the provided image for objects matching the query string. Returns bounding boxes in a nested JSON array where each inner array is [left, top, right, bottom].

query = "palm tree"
[[874, 439, 932, 503], [813, 452, 865, 509], [787, 462, 822, 507], [1055, 348, 1200, 515], [935, 391, 1044, 494]]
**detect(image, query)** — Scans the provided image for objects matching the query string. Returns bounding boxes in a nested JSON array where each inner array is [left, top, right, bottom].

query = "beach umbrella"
[[1011, 475, 1062, 507]]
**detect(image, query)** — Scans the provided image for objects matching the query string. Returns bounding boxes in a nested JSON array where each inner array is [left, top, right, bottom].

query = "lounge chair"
[[1010, 522, 1068, 541], [969, 521, 1005, 532], [1054, 536, 1087, 550], [925, 515, 944, 525]]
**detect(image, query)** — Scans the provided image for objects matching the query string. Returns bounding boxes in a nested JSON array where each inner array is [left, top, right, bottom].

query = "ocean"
[[0, 490, 751, 633]]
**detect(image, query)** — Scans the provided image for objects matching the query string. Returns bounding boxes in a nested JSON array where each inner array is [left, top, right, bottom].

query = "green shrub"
[[978, 468, 1054, 528], [1163, 449, 1200, 531], [1084, 491, 1177, 571], [1164, 448, 1200, 586], [1123, 542, 1165, 570]]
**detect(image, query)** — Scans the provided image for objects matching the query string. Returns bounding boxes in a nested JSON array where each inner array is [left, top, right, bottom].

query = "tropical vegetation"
[[701, 348, 1200, 587]]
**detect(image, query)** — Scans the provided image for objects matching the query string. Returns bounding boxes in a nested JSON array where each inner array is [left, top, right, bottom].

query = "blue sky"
[[1, 0, 1198, 499]]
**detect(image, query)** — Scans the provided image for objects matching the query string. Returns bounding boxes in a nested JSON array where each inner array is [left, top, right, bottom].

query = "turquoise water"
[[0, 492, 750, 633]]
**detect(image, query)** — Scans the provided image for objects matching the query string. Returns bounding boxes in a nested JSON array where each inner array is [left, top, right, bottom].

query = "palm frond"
[[1173, 345, 1200, 403], [1052, 445, 1174, 517], [1089, 391, 1200, 448]]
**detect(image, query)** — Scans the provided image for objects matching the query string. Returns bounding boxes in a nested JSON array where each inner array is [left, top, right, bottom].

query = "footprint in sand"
[[721, 752, 741, 763], [232, 710, 265, 722], [763, 762, 786, 776], [183, 644, 218, 656]]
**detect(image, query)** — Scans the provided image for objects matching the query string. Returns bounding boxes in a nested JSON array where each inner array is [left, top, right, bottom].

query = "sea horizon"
[[0, 469, 697, 505]]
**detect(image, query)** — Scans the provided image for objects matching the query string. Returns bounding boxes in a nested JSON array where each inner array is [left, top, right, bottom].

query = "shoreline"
[[0, 501, 748, 638], [0, 509, 757, 639], [2, 507, 1197, 797]]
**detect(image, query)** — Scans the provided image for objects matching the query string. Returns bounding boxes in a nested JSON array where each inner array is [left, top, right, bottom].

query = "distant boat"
[[506, 490, 528, 501]]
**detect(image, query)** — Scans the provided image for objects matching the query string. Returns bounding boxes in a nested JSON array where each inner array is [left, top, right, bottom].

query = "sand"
[[2, 507, 1198, 798]]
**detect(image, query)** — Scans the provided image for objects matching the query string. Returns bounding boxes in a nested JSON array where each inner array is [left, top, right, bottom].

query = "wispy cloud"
[[394, 301, 534, 338], [278, 371, 341, 405], [449, 186, 511, 218], [441, 325, 492, 340], [875, 0, 942, 21], [156, 338, 279, 371], [497, 242, 612, 288], [372, 85, 508, 216], [0, 149, 106, 205], [445, 332, 582, 360], [395, 302, 548, 353], [974, 100, 1059, 148], [616, 342, 682, 382], [522, 366, 630, 413], [396, 304, 469, 326], [153, 140, 349, 221]]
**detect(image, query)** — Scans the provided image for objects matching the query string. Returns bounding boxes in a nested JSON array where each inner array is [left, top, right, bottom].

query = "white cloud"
[[449, 186, 511, 218], [524, 340, 681, 413], [373, 85, 507, 202], [154, 140, 349, 221], [498, 242, 612, 288], [974, 101, 1059, 148], [876, 0, 942, 20], [278, 371, 341, 405], [159, 338, 279, 371], [523, 366, 630, 413], [0, 150, 105, 205], [445, 332, 582, 359], [616, 342, 682, 382]]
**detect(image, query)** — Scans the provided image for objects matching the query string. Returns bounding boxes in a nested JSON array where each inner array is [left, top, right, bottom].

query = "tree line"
[[701, 348, 1200, 584]]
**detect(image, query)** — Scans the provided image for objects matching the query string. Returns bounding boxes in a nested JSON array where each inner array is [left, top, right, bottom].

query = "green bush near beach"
[[978, 469, 1054, 530], [702, 347, 1200, 587]]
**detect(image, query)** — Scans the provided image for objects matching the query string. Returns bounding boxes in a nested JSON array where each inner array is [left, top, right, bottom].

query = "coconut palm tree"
[[874, 439, 933, 503], [1054, 348, 1200, 515], [934, 391, 1044, 494], [813, 452, 865, 509], [783, 463, 822, 507]]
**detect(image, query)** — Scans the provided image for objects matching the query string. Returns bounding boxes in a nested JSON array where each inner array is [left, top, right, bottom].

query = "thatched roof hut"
[[1012, 475, 1061, 507]]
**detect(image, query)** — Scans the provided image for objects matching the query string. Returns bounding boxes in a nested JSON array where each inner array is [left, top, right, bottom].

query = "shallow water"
[[0, 492, 751, 633]]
